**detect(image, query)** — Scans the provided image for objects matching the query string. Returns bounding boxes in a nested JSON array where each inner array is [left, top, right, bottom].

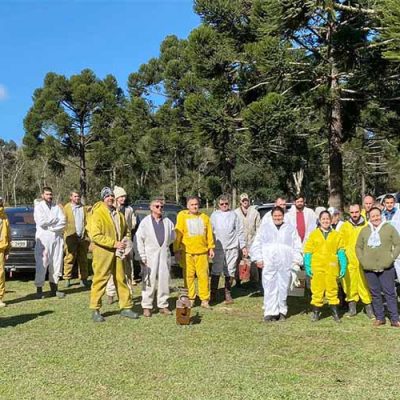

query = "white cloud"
[[0, 85, 8, 101]]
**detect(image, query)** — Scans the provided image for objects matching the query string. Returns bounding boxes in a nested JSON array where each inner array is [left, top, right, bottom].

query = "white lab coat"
[[286, 206, 317, 244], [135, 215, 175, 309], [34, 200, 66, 287], [211, 210, 245, 277], [251, 220, 302, 317]]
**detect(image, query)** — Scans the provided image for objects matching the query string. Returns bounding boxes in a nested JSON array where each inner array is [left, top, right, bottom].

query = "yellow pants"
[[311, 265, 340, 307], [90, 252, 132, 310], [63, 234, 89, 280], [341, 263, 372, 304], [185, 253, 210, 301], [0, 252, 5, 300]]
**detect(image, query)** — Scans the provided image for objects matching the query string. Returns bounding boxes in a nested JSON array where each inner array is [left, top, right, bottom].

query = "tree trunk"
[[174, 150, 179, 203], [79, 127, 87, 203]]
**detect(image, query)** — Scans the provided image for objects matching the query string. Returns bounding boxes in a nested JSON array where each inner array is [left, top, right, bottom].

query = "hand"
[[256, 261, 264, 269], [242, 247, 249, 258], [115, 241, 126, 250], [339, 266, 347, 279], [208, 249, 215, 259], [174, 251, 181, 263]]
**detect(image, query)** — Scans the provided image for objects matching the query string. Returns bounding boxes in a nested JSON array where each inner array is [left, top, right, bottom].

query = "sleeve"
[[235, 214, 246, 249], [173, 212, 185, 252], [355, 229, 366, 267], [292, 230, 303, 265], [303, 232, 315, 254], [34, 204, 53, 229], [168, 220, 176, 246], [135, 221, 147, 262], [206, 216, 215, 250], [255, 210, 261, 230], [48, 206, 67, 233], [5, 219, 11, 254], [391, 226, 400, 260], [91, 212, 116, 249], [250, 228, 263, 262]]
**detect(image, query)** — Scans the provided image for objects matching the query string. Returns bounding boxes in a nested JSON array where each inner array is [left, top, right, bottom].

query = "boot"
[[35, 287, 45, 299], [79, 279, 91, 288], [49, 282, 66, 299], [92, 310, 105, 323], [65, 279, 72, 288], [120, 309, 139, 319], [347, 301, 357, 317], [310, 306, 321, 322], [209, 275, 220, 304], [330, 305, 341, 323], [224, 277, 234, 305], [278, 313, 286, 322], [364, 303, 375, 320]]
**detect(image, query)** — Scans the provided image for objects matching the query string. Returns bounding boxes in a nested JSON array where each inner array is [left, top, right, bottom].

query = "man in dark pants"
[[356, 207, 400, 327]]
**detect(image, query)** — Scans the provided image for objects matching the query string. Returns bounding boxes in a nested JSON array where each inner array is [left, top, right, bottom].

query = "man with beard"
[[339, 204, 374, 318]]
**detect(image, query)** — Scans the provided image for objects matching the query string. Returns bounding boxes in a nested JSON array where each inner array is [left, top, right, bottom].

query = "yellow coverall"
[[304, 229, 344, 307], [62, 202, 89, 280], [88, 202, 132, 310], [0, 207, 11, 301], [174, 211, 215, 301], [339, 221, 372, 304]]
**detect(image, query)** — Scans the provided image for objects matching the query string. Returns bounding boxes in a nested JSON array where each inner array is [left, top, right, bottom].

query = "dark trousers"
[[365, 267, 399, 322]]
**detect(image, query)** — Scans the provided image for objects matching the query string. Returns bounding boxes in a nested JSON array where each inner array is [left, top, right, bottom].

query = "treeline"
[[6, 1, 400, 207]]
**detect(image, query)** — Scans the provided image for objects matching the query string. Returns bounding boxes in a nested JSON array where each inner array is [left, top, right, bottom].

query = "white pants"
[[212, 247, 239, 277], [141, 262, 170, 309], [262, 266, 291, 317], [34, 236, 63, 287], [106, 255, 134, 296]]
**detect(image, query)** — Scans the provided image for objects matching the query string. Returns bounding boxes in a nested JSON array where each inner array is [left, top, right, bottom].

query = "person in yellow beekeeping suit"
[[339, 204, 373, 319], [304, 210, 347, 323], [174, 196, 215, 309], [0, 197, 11, 308]]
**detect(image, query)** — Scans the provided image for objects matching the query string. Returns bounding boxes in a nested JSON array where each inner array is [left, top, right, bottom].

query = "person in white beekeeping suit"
[[251, 206, 302, 322], [260, 196, 289, 226], [135, 199, 175, 317], [34, 186, 67, 299]]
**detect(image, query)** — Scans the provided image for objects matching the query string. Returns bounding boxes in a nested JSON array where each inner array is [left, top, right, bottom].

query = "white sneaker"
[[0, 300, 7, 308]]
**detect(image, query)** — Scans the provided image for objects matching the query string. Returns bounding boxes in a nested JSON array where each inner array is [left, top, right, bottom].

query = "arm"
[[135, 221, 147, 264], [303, 234, 315, 277], [235, 214, 246, 250], [206, 216, 215, 251], [173, 213, 185, 253], [392, 227, 400, 260], [254, 209, 261, 230], [292, 230, 303, 266], [355, 230, 366, 267], [168, 220, 176, 246], [250, 227, 263, 267], [91, 214, 117, 250], [34, 204, 57, 229], [48, 207, 66, 233]]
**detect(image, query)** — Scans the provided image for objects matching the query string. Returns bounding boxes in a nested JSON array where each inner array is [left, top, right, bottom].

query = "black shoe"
[[364, 304, 375, 319], [92, 310, 105, 323], [120, 309, 139, 319], [311, 307, 321, 322], [35, 287, 45, 299], [347, 301, 357, 317], [330, 305, 341, 323], [263, 315, 274, 323], [278, 313, 286, 322], [49, 282, 66, 298]]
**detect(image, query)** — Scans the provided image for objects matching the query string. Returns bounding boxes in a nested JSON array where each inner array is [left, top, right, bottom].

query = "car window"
[[6, 211, 35, 225]]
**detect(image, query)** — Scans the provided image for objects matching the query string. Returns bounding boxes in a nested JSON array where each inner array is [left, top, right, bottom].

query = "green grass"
[[1, 276, 400, 400]]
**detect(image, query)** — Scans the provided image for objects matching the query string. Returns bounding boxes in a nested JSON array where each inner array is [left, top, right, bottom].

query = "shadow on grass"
[[0, 310, 53, 328]]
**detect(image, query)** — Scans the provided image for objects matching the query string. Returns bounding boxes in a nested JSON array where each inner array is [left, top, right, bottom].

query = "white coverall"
[[211, 210, 245, 277], [251, 220, 302, 317], [34, 200, 66, 287], [135, 215, 175, 309], [260, 210, 289, 226], [382, 208, 400, 280], [286, 206, 317, 244]]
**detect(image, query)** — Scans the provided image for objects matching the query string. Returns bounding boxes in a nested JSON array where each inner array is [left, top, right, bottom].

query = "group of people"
[[0, 186, 400, 328]]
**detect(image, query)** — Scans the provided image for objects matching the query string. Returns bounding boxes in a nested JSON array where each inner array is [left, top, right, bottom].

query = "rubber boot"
[[311, 306, 321, 322], [330, 305, 341, 323], [224, 277, 234, 305], [80, 279, 91, 289], [347, 301, 357, 317], [92, 310, 105, 323], [209, 275, 220, 304], [364, 303, 375, 319], [49, 282, 66, 299], [65, 279, 72, 288], [36, 287, 45, 299]]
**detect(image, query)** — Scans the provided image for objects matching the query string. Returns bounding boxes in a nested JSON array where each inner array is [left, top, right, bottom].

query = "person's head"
[[186, 196, 200, 215], [271, 206, 284, 226], [70, 190, 81, 206], [328, 207, 340, 224], [369, 207, 382, 227], [218, 195, 230, 212], [100, 187, 115, 208], [319, 210, 332, 230], [349, 204, 361, 223], [275, 197, 287, 211], [150, 199, 164, 218], [363, 195, 375, 213], [384, 194, 396, 211], [239, 193, 250, 209], [294, 194, 305, 211], [42, 186, 53, 203], [113, 186, 127, 207]]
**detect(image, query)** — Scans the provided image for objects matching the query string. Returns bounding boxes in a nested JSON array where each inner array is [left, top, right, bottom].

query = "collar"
[[348, 216, 365, 227]]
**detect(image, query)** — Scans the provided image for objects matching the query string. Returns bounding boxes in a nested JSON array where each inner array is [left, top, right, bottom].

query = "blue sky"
[[0, 0, 200, 143]]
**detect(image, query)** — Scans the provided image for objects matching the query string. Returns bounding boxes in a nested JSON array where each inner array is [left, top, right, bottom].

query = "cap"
[[100, 187, 114, 199], [113, 186, 127, 199], [240, 193, 249, 201]]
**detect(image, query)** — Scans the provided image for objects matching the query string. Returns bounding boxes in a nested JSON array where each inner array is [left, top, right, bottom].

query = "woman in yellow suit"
[[304, 211, 347, 322]]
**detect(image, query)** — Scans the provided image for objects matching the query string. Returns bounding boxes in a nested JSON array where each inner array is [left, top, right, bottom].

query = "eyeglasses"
[[154, 205, 164, 209], [219, 202, 229, 206]]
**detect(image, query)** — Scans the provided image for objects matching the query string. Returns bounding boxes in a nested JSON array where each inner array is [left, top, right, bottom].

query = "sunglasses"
[[219, 202, 229, 206], [154, 205, 164, 209]]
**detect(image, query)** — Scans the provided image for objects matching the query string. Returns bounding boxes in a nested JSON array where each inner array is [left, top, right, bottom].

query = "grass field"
[[1, 274, 399, 400]]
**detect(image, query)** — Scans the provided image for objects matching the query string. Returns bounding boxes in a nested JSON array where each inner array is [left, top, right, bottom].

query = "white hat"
[[113, 186, 127, 199], [327, 207, 340, 215]]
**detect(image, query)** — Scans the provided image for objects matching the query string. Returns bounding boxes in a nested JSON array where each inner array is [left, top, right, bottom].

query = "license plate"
[[11, 240, 28, 248]]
